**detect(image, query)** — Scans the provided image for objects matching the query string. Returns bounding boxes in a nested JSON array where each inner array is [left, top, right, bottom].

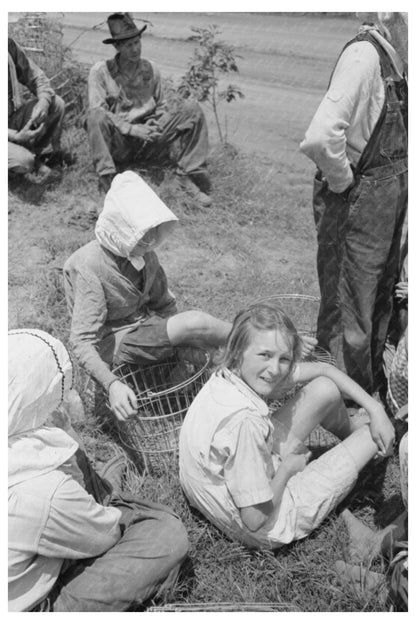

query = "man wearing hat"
[[300, 13, 407, 401], [87, 12, 212, 206]]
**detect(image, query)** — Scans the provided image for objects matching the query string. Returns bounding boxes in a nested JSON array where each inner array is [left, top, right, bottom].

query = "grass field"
[[8, 121, 404, 611]]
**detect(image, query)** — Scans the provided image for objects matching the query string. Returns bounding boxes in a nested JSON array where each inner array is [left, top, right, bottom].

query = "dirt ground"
[[9, 13, 358, 328], [47, 12, 357, 158]]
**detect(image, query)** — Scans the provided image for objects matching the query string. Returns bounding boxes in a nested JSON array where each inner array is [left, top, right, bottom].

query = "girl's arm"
[[240, 454, 308, 532], [292, 362, 395, 456]]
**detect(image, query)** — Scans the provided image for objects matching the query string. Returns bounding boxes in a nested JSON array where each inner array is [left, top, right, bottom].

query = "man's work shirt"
[[63, 241, 177, 390], [88, 56, 165, 134], [300, 40, 385, 193], [8, 37, 55, 119]]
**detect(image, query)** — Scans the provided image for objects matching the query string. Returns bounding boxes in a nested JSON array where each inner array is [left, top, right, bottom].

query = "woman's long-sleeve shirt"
[[63, 241, 177, 390]]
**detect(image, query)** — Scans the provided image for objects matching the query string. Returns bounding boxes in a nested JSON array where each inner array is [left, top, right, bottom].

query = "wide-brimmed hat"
[[103, 12, 147, 45]]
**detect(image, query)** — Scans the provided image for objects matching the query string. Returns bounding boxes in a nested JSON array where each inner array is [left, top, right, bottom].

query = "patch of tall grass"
[[8, 129, 402, 612]]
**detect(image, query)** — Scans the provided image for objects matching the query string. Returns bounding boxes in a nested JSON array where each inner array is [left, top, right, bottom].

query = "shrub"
[[178, 25, 244, 143]]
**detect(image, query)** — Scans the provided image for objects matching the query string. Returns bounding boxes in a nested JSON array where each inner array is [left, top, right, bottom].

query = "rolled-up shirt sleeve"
[[300, 42, 380, 193], [39, 475, 121, 560], [220, 415, 274, 509]]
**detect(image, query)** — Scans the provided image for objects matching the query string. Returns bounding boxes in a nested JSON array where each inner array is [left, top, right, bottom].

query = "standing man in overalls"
[[300, 12, 408, 402]]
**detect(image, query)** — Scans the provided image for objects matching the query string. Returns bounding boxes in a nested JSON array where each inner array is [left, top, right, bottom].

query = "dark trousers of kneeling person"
[[87, 100, 209, 180], [8, 95, 65, 175], [35, 448, 189, 612]]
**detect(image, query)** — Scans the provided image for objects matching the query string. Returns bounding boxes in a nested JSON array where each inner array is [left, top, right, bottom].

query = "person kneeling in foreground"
[[179, 303, 395, 550], [8, 329, 189, 612], [64, 170, 231, 422]]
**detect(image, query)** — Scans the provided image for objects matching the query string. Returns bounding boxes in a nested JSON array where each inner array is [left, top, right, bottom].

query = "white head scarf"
[[8, 329, 78, 488], [95, 171, 178, 270]]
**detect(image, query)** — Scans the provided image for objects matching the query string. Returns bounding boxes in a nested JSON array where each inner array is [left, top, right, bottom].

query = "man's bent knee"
[[162, 515, 189, 565], [87, 107, 113, 130], [8, 143, 35, 173]]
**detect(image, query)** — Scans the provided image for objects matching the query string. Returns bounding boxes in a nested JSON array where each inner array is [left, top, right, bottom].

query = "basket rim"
[[253, 293, 320, 304], [112, 347, 211, 399]]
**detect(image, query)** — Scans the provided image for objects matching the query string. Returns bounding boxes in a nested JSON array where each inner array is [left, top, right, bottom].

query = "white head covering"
[[95, 171, 178, 261], [8, 329, 78, 488]]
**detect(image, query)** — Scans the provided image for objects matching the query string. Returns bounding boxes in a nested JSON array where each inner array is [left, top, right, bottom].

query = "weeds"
[[8, 120, 402, 611]]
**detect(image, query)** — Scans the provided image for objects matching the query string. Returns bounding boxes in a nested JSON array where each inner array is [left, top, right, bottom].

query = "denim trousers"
[[8, 95, 65, 173], [313, 166, 407, 394], [87, 100, 209, 177]]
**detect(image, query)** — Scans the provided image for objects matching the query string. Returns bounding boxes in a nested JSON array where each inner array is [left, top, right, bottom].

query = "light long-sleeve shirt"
[[8, 462, 121, 612], [300, 40, 385, 193], [63, 241, 177, 390], [8, 37, 55, 119]]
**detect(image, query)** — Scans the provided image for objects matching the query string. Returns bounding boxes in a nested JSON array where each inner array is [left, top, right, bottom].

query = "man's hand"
[[299, 334, 318, 358], [12, 119, 45, 146], [395, 280, 408, 302], [29, 98, 50, 128], [129, 119, 162, 143], [108, 380, 138, 422]]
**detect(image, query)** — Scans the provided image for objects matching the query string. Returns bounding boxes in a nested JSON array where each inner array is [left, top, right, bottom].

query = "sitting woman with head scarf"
[[8, 328, 189, 612], [63, 170, 233, 423]]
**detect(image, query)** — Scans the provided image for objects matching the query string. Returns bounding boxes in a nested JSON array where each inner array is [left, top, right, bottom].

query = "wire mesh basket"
[[8, 13, 88, 125], [147, 602, 297, 612], [8, 13, 64, 78], [113, 347, 211, 474], [254, 293, 321, 337]]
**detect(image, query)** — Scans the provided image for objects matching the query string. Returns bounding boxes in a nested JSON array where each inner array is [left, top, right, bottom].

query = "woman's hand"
[[368, 405, 395, 457], [108, 380, 138, 422]]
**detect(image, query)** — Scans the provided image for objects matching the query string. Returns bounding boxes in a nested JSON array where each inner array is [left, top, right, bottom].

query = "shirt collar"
[[220, 368, 270, 419]]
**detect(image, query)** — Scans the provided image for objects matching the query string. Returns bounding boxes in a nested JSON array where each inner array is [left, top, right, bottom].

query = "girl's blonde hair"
[[219, 303, 302, 372]]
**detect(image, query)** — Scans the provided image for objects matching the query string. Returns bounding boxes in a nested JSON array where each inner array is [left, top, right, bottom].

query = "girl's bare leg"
[[271, 377, 369, 446]]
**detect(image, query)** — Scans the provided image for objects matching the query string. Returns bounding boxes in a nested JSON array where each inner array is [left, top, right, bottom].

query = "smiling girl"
[[179, 303, 395, 549]]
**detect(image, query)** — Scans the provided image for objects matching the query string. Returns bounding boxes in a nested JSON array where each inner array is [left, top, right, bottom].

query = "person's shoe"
[[188, 170, 212, 195], [98, 173, 116, 194], [334, 560, 387, 598], [43, 149, 77, 168], [341, 509, 394, 565], [25, 163, 58, 185], [180, 175, 212, 207]]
